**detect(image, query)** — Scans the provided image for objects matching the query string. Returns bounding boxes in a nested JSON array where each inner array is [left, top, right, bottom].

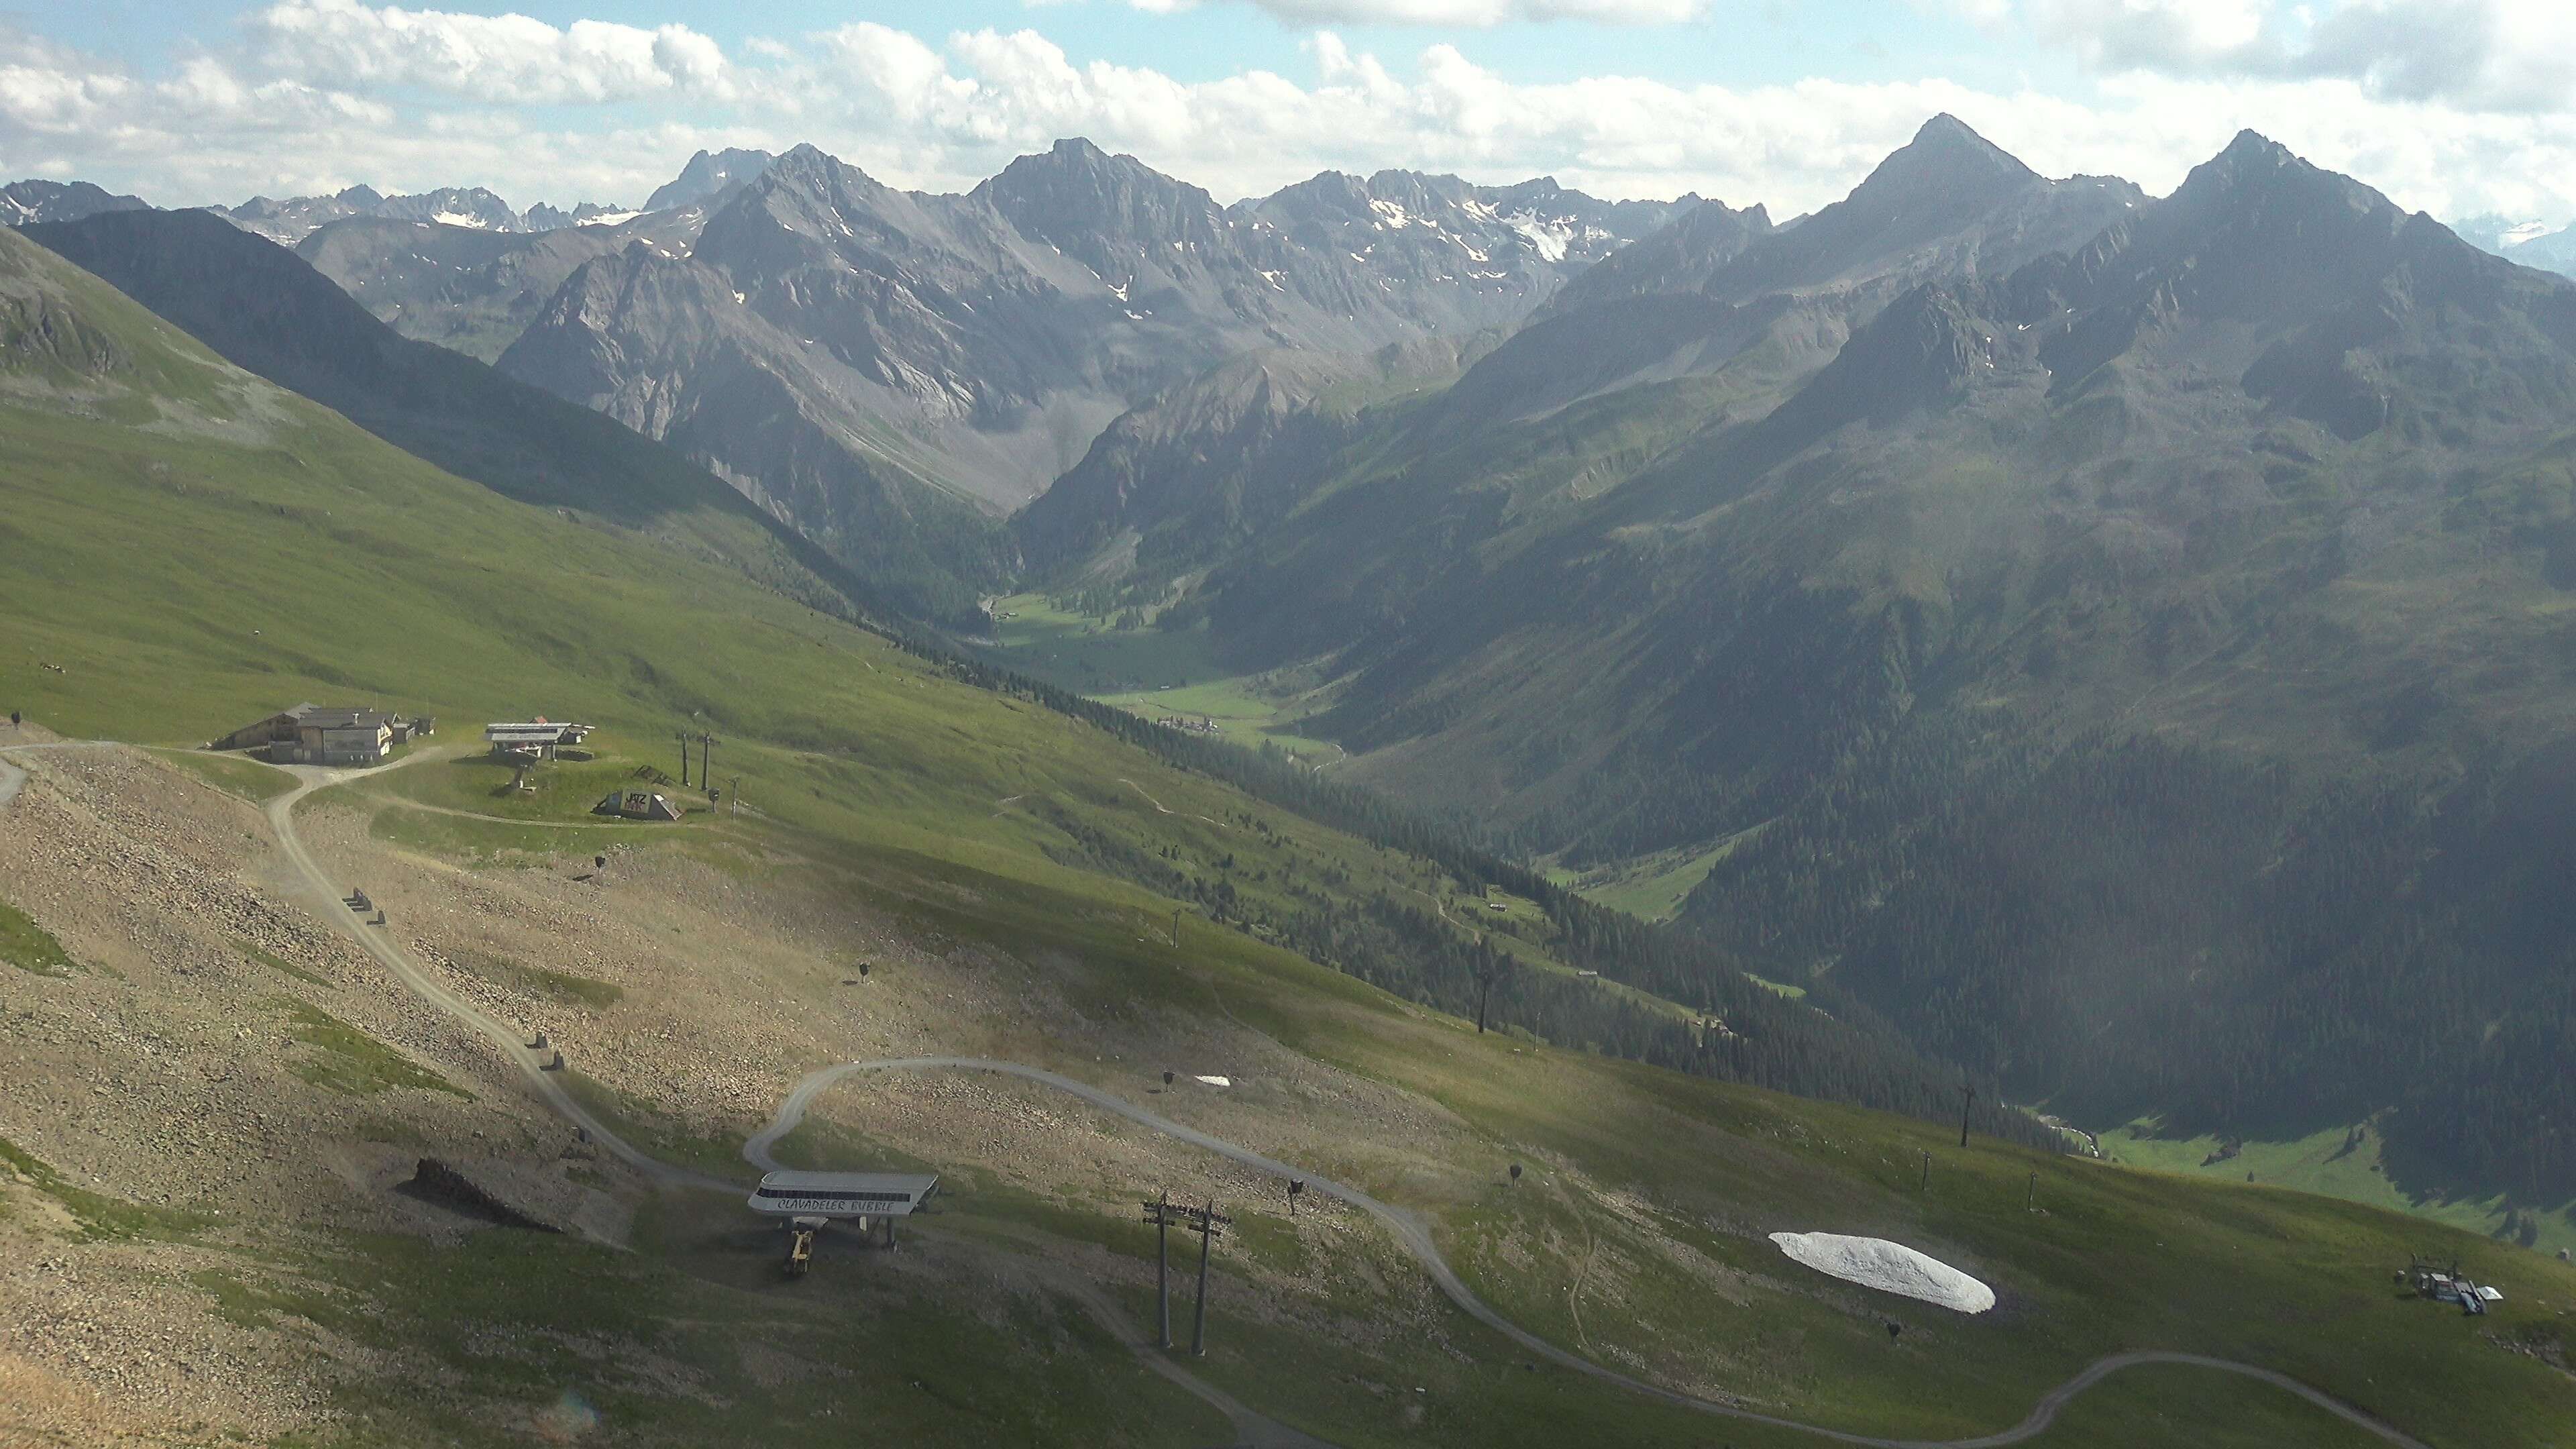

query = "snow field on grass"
[[1769, 1232, 1996, 1313]]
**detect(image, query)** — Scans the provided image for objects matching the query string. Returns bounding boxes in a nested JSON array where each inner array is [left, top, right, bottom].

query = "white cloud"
[[0, 29, 390, 150], [2012, 0, 2576, 113], [250, 0, 735, 104], [1125, 0, 1711, 19], [775, 25, 2576, 225], [5, 12, 2576, 231], [2024, 0, 2270, 66]]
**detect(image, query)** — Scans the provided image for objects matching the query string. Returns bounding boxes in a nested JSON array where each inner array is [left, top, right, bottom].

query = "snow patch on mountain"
[[1505, 213, 1572, 263]]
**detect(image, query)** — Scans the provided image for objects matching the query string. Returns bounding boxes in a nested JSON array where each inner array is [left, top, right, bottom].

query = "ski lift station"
[[483, 720, 594, 759], [750, 1170, 939, 1250]]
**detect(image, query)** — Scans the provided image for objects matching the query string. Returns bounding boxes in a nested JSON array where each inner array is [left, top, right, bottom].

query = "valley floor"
[[982, 595, 1345, 764]]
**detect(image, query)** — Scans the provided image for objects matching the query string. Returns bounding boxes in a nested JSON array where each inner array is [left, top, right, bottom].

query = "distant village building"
[[213, 704, 421, 766], [594, 790, 683, 821]]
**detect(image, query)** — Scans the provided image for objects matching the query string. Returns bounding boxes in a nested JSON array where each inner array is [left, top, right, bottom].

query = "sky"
[[7, 0, 2576, 226]]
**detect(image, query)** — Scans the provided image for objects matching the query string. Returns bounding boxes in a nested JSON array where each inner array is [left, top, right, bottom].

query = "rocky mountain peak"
[[975, 138, 1227, 269], [643, 147, 775, 213], [2214, 128, 2295, 170], [1851, 113, 2040, 209], [764, 143, 847, 184], [980, 140, 1213, 219], [731, 145, 898, 227], [2167, 129, 2383, 223], [2094, 133, 2410, 318]]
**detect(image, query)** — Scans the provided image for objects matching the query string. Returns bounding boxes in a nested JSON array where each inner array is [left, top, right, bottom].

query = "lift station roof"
[[748, 1170, 939, 1218]]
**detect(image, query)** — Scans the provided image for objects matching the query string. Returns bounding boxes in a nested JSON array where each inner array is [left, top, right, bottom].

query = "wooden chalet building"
[[213, 704, 417, 767]]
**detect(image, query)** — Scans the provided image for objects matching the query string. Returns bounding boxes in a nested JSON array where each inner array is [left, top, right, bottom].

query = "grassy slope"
[[7, 227, 2576, 1445], [0, 1134, 1226, 1449], [315, 727, 2576, 1449]]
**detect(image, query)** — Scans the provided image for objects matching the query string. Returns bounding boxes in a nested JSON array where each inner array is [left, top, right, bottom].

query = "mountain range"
[[215, 184, 637, 245], [8, 143, 1689, 627], [1150, 121, 2576, 1201], [13, 115, 2576, 1210], [478, 140, 1688, 623]]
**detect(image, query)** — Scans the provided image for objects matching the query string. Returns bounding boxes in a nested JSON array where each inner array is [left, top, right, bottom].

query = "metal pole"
[[1157, 1193, 1172, 1350], [677, 732, 690, 786], [729, 775, 740, 816], [1191, 1201, 1214, 1356], [1920, 1148, 1929, 1192], [1959, 1085, 1976, 1148], [2027, 1171, 2037, 1212]]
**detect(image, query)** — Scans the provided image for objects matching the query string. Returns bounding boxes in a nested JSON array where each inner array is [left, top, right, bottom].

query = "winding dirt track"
[[745, 1060, 2429, 1449], [0, 741, 2433, 1449]]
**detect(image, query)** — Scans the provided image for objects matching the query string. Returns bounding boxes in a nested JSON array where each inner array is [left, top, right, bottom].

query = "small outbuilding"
[[594, 790, 683, 821]]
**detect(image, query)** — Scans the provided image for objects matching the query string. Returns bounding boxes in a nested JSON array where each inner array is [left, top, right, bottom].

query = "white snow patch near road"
[[1769, 1232, 1996, 1313]]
